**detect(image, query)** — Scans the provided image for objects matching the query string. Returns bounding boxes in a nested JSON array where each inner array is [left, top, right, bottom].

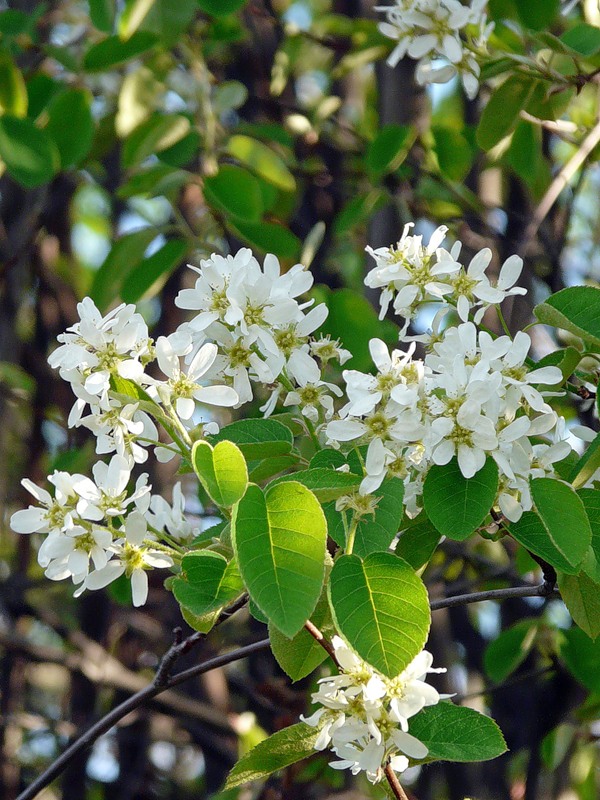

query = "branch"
[[520, 117, 600, 253], [384, 762, 412, 800], [430, 582, 558, 611], [17, 637, 271, 800]]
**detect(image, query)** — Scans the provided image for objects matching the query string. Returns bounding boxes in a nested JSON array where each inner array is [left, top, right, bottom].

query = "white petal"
[[131, 569, 148, 607], [193, 384, 239, 408]]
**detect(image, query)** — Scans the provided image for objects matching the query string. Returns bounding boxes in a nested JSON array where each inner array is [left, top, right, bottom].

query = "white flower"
[[83, 512, 173, 606], [151, 337, 238, 419], [48, 298, 153, 410], [148, 482, 200, 543], [284, 376, 342, 423], [302, 636, 439, 783], [74, 454, 150, 521], [11, 472, 83, 534]]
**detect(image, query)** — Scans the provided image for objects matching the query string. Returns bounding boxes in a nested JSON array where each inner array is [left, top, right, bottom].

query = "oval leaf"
[[46, 89, 95, 168], [268, 467, 362, 503], [226, 134, 295, 192], [531, 477, 591, 568], [231, 482, 327, 637], [203, 164, 263, 221], [476, 74, 538, 151], [172, 550, 243, 616], [209, 418, 293, 460], [328, 552, 430, 677], [534, 286, 600, 349], [0, 115, 58, 188], [225, 722, 318, 789], [508, 511, 578, 574], [483, 620, 538, 683], [423, 457, 498, 540], [192, 439, 248, 508], [410, 703, 507, 763]]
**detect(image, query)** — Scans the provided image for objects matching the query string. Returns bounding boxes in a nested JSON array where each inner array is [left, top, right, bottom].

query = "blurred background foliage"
[[1, 0, 600, 799]]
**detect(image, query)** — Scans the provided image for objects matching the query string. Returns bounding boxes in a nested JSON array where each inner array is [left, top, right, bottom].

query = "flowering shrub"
[[11, 226, 600, 791]]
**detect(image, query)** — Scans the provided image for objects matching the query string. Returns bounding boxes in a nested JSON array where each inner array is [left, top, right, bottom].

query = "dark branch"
[[430, 582, 558, 611], [17, 637, 270, 800]]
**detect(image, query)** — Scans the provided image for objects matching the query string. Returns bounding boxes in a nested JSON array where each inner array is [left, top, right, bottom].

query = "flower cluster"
[[365, 223, 526, 333], [9, 455, 179, 605], [376, 0, 493, 99], [174, 248, 349, 418], [302, 637, 445, 783], [326, 324, 566, 520]]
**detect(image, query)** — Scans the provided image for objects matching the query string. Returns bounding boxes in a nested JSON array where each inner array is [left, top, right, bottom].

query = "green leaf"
[[203, 164, 263, 222], [224, 723, 318, 789], [119, 0, 157, 38], [0, 53, 27, 117], [333, 190, 387, 235], [476, 74, 538, 151], [410, 704, 507, 763], [534, 286, 600, 349], [229, 219, 301, 260], [329, 552, 430, 677], [84, 31, 158, 71], [395, 518, 441, 570], [121, 238, 187, 303], [269, 586, 335, 681], [433, 125, 474, 182], [508, 511, 579, 574], [90, 228, 157, 311], [423, 458, 498, 540], [209, 418, 293, 461], [0, 115, 59, 188], [89, 0, 115, 32], [269, 467, 362, 503], [560, 627, 600, 691], [570, 432, 600, 490], [515, 0, 559, 31], [122, 113, 191, 168], [310, 449, 347, 470], [483, 620, 538, 683], [192, 439, 248, 508], [560, 23, 600, 56], [578, 489, 600, 563], [248, 454, 302, 483], [557, 571, 600, 639], [231, 482, 327, 637], [117, 164, 189, 199], [139, 0, 198, 45], [172, 550, 243, 616], [366, 124, 413, 178], [531, 477, 591, 568], [226, 134, 295, 192], [213, 81, 248, 113], [46, 89, 95, 168], [322, 477, 405, 555]]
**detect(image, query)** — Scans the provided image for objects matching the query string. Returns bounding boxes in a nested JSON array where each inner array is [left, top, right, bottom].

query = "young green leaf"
[[560, 627, 600, 691], [268, 467, 362, 503], [192, 440, 248, 508], [570, 433, 600, 490], [534, 286, 600, 349], [231, 482, 327, 637], [328, 552, 430, 677], [83, 31, 158, 71], [476, 74, 538, 151], [209, 418, 293, 460], [121, 238, 188, 304], [410, 703, 507, 762], [423, 457, 498, 540], [122, 113, 191, 168], [203, 164, 264, 222], [224, 723, 318, 789], [90, 229, 157, 311], [366, 124, 413, 178], [483, 620, 538, 683], [46, 89, 95, 168], [0, 115, 59, 188], [226, 134, 295, 192], [0, 53, 27, 117], [531, 477, 591, 569], [172, 551, 243, 616], [395, 518, 441, 570], [557, 571, 600, 640], [508, 511, 579, 575], [269, 586, 335, 681]]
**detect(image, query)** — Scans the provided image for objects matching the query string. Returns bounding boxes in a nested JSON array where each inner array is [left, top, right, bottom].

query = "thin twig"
[[16, 638, 271, 800], [304, 620, 340, 668], [520, 117, 600, 253], [384, 762, 412, 800], [430, 583, 558, 611]]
